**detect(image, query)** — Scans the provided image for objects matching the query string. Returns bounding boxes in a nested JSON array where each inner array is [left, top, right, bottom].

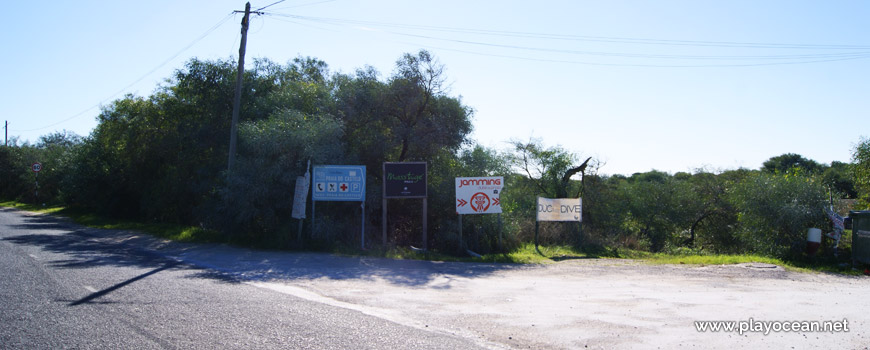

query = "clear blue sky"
[[3, 0, 868, 175]]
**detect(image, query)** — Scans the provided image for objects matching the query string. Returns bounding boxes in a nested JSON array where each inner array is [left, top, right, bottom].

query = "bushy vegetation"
[[1, 51, 867, 263]]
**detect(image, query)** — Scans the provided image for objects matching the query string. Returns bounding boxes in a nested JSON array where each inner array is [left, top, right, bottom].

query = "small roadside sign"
[[31, 162, 42, 173], [291, 175, 310, 219], [455, 177, 503, 215]]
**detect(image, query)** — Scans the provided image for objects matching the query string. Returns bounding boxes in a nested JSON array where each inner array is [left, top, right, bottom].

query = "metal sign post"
[[31, 162, 42, 203], [382, 162, 428, 250]]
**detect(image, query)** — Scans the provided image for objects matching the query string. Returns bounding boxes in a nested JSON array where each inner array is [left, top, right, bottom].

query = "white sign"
[[31, 162, 42, 173], [455, 177, 503, 215], [291, 175, 309, 219], [537, 197, 582, 222]]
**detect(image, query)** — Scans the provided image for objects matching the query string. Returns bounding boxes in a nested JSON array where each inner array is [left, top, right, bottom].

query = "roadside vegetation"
[[1, 51, 868, 274]]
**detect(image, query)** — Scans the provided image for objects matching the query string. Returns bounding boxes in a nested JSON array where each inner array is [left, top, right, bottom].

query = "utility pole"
[[4, 120, 7, 147], [227, 2, 252, 172]]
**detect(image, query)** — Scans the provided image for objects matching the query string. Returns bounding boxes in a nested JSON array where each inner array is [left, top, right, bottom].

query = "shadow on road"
[[69, 261, 180, 306], [2, 209, 525, 289]]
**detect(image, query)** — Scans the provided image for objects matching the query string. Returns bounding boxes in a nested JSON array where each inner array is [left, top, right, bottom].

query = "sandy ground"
[[241, 258, 868, 350], [168, 244, 870, 350]]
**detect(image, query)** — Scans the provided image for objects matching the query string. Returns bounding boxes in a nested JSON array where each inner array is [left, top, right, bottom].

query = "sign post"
[[535, 197, 582, 253], [455, 176, 504, 251], [383, 162, 428, 250], [31, 162, 42, 203], [311, 165, 367, 249]]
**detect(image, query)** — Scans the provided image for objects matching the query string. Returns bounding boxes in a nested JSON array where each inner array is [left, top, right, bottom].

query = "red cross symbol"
[[340, 183, 348, 192]]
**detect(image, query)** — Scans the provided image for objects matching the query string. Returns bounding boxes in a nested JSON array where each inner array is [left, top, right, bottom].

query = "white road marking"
[[83, 286, 98, 293], [28, 254, 38, 259]]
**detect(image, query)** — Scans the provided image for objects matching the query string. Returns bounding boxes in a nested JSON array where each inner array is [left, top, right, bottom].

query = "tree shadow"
[[2, 210, 524, 290]]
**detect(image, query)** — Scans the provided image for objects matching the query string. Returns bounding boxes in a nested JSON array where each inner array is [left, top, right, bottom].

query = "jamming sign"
[[455, 177, 503, 215]]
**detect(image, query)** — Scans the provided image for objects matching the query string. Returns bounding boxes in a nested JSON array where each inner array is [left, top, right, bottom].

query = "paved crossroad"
[[0, 208, 484, 349]]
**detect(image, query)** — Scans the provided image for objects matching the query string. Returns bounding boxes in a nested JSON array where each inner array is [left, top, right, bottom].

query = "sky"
[[2, 0, 868, 176]]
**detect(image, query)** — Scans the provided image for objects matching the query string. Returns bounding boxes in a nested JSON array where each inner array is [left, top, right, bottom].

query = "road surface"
[[2, 207, 868, 349]]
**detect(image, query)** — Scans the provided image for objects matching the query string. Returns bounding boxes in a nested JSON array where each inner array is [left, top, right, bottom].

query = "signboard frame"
[[382, 162, 428, 250], [534, 197, 583, 254], [455, 176, 505, 252], [310, 165, 367, 249]]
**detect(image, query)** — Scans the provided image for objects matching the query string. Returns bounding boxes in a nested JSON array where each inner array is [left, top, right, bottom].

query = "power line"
[[255, 0, 287, 12], [264, 13, 870, 50], [11, 12, 236, 133], [268, 0, 337, 10], [261, 13, 870, 67]]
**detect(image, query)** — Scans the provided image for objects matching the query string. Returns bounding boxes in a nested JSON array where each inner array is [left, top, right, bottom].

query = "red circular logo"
[[470, 192, 491, 212]]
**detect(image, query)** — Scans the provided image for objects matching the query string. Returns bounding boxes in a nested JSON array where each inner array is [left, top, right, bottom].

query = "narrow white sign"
[[291, 175, 309, 219]]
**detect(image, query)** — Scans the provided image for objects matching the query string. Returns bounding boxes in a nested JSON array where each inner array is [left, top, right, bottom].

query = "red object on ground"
[[805, 241, 821, 256], [864, 269, 869, 276]]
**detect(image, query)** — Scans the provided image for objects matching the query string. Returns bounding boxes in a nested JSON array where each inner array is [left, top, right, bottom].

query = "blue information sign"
[[312, 165, 366, 202]]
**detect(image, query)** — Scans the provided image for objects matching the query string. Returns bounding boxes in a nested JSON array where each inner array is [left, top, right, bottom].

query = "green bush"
[[208, 110, 345, 242], [728, 172, 827, 257]]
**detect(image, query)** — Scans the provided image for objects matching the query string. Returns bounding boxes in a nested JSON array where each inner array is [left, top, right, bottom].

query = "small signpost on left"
[[31, 162, 42, 203]]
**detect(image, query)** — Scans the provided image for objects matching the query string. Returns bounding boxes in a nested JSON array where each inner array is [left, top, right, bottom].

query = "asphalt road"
[[0, 208, 486, 349]]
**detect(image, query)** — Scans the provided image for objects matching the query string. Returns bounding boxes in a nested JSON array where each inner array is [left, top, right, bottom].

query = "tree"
[[682, 171, 736, 249], [822, 161, 857, 199], [762, 153, 823, 175], [854, 137, 870, 207], [210, 110, 345, 239], [0, 145, 27, 200], [728, 172, 827, 257], [508, 138, 595, 199], [617, 172, 692, 252], [385, 50, 472, 162]]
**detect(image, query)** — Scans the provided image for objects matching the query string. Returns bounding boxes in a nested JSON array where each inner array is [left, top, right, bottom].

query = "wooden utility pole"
[[4, 120, 7, 146], [227, 2, 252, 172]]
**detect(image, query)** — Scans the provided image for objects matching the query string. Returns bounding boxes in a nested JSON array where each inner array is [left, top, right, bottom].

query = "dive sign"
[[455, 177, 503, 215], [536, 197, 582, 222]]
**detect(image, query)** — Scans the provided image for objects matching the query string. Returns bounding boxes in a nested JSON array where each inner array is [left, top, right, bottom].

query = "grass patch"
[[57, 208, 223, 243], [1, 201, 223, 244], [0, 201, 65, 215], [332, 243, 596, 264], [619, 249, 863, 275]]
